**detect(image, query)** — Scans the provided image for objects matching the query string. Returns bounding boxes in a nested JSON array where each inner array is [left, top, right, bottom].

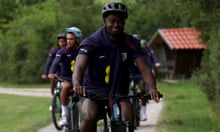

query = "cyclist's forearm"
[[72, 70, 84, 86], [142, 69, 156, 90], [72, 54, 89, 86], [135, 56, 157, 90]]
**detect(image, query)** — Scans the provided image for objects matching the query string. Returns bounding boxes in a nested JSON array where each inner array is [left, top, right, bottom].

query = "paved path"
[[0, 87, 163, 132], [134, 100, 163, 132], [0, 87, 51, 97]]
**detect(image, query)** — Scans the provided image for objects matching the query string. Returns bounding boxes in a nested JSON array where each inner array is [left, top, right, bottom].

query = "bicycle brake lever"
[[142, 93, 163, 100]]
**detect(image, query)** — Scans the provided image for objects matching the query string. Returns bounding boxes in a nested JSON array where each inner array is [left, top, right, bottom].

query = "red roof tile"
[[149, 28, 206, 50]]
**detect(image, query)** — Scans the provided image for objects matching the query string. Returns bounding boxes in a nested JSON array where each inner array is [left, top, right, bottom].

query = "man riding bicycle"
[[72, 2, 161, 132], [41, 33, 66, 96], [48, 26, 83, 126]]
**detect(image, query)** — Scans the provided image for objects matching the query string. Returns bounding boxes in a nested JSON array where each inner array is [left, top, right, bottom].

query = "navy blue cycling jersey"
[[42, 47, 60, 75], [78, 27, 144, 95], [49, 46, 78, 80]]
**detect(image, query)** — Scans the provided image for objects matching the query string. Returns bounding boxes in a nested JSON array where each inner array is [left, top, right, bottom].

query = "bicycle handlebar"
[[54, 76, 72, 82], [84, 92, 163, 102], [55, 76, 64, 82]]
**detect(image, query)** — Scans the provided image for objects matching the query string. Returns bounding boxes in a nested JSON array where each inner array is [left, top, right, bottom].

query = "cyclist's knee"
[[61, 81, 72, 90], [81, 99, 100, 122]]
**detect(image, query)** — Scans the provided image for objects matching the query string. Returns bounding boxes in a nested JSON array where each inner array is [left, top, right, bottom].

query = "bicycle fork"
[[68, 96, 80, 132], [111, 103, 133, 132]]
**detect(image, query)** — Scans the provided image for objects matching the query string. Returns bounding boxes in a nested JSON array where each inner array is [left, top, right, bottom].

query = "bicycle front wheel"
[[51, 93, 62, 130]]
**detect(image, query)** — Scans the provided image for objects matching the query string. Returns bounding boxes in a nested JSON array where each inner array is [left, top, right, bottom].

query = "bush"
[[197, 29, 220, 104]]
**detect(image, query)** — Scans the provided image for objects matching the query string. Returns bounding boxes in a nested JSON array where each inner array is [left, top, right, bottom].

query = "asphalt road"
[[0, 87, 163, 132]]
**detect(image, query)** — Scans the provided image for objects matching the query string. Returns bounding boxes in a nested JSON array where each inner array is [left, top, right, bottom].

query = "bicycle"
[[64, 92, 82, 132], [51, 77, 63, 130], [84, 92, 163, 132], [50, 76, 81, 132], [129, 77, 140, 129]]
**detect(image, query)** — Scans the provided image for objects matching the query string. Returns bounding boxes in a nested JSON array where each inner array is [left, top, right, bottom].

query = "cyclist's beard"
[[106, 28, 124, 40]]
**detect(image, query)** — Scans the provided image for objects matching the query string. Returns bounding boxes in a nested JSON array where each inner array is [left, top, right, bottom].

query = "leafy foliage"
[[0, 0, 102, 83], [1, 1, 58, 83], [191, 0, 220, 104], [198, 29, 220, 103], [0, 0, 19, 32]]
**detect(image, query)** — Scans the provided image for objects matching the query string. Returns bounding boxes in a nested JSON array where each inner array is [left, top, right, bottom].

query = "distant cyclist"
[[140, 39, 160, 73], [41, 33, 66, 96], [130, 34, 160, 121], [48, 27, 83, 126]]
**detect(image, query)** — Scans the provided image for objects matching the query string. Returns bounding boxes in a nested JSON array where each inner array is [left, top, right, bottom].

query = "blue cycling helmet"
[[65, 27, 83, 40]]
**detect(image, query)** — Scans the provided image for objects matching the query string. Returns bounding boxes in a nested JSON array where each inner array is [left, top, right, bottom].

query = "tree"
[[0, 0, 58, 83], [193, 0, 220, 104], [0, 0, 19, 32], [0, 0, 103, 83]]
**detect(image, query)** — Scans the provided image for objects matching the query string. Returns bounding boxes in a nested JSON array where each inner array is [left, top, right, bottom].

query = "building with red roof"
[[148, 27, 206, 79]]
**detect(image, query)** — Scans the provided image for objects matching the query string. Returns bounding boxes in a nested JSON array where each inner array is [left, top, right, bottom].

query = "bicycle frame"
[[55, 78, 62, 95], [66, 94, 81, 132], [85, 92, 163, 132], [129, 79, 140, 128], [51, 76, 82, 132], [63, 91, 162, 132]]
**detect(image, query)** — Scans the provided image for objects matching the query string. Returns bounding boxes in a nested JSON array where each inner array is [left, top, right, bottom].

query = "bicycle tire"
[[67, 98, 81, 132], [129, 81, 140, 129], [132, 97, 140, 128], [51, 93, 62, 130]]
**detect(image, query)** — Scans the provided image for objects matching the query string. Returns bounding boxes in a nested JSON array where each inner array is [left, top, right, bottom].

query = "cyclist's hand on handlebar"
[[48, 74, 56, 80], [73, 84, 86, 96], [41, 74, 47, 79], [149, 89, 160, 103]]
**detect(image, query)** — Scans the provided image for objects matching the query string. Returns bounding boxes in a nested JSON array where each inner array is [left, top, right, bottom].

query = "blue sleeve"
[[150, 49, 159, 63], [144, 47, 159, 63], [49, 48, 63, 74], [42, 48, 56, 75]]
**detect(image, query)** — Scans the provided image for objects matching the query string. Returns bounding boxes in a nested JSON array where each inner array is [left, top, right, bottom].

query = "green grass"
[[0, 94, 51, 132], [156, 80, 220, 132]]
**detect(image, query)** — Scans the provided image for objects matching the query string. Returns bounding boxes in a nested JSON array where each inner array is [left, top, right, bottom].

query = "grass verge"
[[0, 94, 51, 132], [156, 80, 220, 132]]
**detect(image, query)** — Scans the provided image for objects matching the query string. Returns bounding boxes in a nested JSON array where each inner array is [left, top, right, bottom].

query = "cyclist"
[[130, 35, 160, 121], [140, 39, 160, 73], [48, 26, 83, 126], [41, 33, 66, 96], [72, 2, 160, 132]]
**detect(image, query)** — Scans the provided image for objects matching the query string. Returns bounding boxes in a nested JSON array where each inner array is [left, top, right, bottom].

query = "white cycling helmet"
[[102, 2, 128, 19], [65, 27, 83, 41]]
